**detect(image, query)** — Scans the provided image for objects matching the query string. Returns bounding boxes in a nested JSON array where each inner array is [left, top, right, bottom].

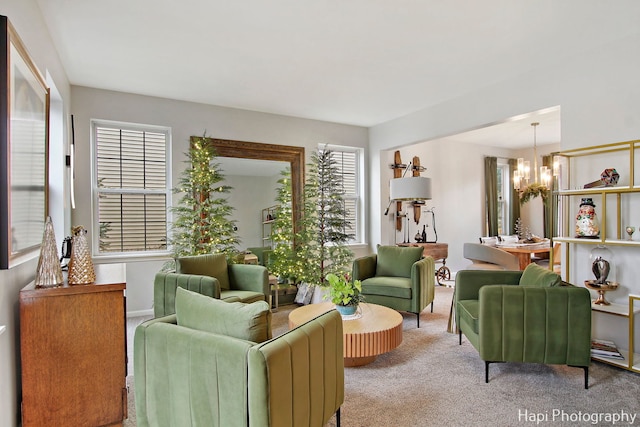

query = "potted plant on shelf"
[[325, 272, 363, 316]]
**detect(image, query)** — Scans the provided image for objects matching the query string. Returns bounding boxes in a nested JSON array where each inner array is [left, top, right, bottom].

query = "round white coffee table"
[[288, 302, 403, 366]]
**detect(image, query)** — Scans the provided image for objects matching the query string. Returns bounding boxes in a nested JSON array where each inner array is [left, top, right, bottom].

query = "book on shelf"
[[591, 339, 625, 360]]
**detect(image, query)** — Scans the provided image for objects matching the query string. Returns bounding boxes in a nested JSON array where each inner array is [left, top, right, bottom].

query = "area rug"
[[126, 286, 640, 426]]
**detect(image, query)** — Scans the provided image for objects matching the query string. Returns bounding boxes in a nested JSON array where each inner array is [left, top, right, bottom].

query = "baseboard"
[[127, 309, 153, 318]]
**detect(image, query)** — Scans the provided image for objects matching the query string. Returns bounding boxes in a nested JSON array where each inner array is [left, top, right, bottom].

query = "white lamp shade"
[[390, 177, 432, 201]]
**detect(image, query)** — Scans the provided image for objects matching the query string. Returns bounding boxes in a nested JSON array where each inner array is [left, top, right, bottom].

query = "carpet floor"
[[126, 286, 640, 426]]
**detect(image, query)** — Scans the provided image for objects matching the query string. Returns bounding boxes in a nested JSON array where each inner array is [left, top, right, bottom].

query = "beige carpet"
[[126, 286, 640, 426]]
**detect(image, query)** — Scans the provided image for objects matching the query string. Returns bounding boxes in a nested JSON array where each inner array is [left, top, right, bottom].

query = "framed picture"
[[0, 15, 49, 269]]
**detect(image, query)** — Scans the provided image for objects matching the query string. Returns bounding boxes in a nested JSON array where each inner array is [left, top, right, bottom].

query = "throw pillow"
[[175, 287, 272, 343], [376, 245, 423, 278], [519, 263, 562, 288], [177, 253, 230, 290]]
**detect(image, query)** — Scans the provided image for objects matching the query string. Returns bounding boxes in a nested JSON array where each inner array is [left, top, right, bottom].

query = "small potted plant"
[[325, 272, 363, 316]]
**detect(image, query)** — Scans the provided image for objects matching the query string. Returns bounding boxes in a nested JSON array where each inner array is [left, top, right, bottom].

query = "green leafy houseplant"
[[325, 272, 363, 309]]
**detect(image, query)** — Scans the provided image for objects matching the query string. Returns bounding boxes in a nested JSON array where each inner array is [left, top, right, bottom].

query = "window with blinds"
[[325, 147, 363, 243], [93, 121, 171, 255]]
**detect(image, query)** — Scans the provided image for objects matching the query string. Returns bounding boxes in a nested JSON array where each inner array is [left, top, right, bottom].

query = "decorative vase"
[[585, 245, 618, 305], [575, 198, 600, 238], [67, 225, 96, 285], [335, 304, 358, 316], [35, 217, 64, 288]]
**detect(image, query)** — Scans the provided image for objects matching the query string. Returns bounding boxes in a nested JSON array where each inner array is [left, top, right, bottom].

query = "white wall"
[[369, 32, 640, 350], [0, 1, 71, 426], [225, 173, 280, 249], [70, 86, 369, 315], [383, 141, 513, 272]]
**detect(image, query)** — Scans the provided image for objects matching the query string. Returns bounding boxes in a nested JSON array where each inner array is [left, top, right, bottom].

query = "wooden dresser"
[[20, 264, 127, 427]]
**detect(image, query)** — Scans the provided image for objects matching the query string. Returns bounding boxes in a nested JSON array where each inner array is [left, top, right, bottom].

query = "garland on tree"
[[169, 136, 240, 262]]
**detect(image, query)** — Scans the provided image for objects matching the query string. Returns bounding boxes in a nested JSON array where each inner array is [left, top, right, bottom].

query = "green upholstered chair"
[[134, 290, 344, 427], [455, 264, 592, 388], [153, 272, 217, 317], [176, 253, 269, 304], [352, 245, 435, 327], [246, 246, 273, 267]]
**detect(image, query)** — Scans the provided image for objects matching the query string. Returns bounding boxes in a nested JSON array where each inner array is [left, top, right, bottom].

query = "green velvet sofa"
[[455, 265, 592, 388], [135, 290, 345, 427], [352, 245, 435, 327]]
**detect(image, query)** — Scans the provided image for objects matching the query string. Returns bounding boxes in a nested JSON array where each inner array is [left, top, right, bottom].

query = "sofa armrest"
[[352, 254, 377, 281], [153, 272, 219, 317], [134, 319, 254, 427], [247, 310, 344, 427], [411, 256, 435, 311], [228, 264, 269, 298], [478, 285, 592, 366], [455, 270, 522, 301]]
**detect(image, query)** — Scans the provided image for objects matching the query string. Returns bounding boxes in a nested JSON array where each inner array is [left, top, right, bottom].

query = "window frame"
[[91, 119, 172, 259], [321, 144, 365, 245]]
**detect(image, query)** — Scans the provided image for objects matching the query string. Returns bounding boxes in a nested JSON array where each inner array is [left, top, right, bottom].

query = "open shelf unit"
[[552, 140, 640, 374], [261, 205, 278, 248], [590, 295, 640, 372]]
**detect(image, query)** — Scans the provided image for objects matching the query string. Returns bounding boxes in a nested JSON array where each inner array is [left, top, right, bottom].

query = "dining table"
[[496, 244, 551, 270]]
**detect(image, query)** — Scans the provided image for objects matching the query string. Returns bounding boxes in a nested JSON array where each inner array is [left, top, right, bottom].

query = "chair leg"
[[485, 361, 490, 383], [569, 365, 589, 389], [459, 330, 462, 345], [584, 366, 589, 390], [416, 312, 420, 328], [336, 407, 341, 427], [430, 301, 434, 313]]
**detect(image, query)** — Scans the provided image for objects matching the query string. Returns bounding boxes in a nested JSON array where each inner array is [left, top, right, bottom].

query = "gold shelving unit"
[[552, 140, 640, 374]]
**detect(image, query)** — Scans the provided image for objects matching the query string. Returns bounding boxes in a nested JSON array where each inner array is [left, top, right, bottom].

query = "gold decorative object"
[[585, 280, 619, 305], [35, 217, 64, 288], [67, 225, 95, 285], [585, 245, 618, 305]]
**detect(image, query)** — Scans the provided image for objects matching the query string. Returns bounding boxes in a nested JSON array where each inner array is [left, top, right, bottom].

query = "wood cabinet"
[[20, 264, 127, 426]]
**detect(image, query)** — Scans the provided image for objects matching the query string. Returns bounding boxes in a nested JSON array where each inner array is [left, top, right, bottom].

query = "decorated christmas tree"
[[298, 147, 354, 286], [268, 167, 306, 282], [169, 136, 240, 261]]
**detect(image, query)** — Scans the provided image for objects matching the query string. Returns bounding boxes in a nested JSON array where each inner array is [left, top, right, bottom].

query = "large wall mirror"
[[194, 137, 305, 248]]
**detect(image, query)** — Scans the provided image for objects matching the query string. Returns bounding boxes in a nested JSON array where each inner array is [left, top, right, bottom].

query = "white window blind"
[[93, 122, 170, 255], [326, 148, 361, 243]]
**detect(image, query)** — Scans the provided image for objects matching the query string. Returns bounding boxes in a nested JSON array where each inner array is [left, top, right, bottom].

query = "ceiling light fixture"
[[513, 122, 552, 203]]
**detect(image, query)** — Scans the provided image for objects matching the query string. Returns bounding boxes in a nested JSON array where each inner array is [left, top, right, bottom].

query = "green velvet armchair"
[[455, 265, 592, 388], [176, 253, 269, 303], [352, 245, 435, 327], [246, 246, 273, 267], [135, 289, 344, 427]]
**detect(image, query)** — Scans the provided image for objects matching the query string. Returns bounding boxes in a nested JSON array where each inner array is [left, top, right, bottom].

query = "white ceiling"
[[35, 1, 640, 146]]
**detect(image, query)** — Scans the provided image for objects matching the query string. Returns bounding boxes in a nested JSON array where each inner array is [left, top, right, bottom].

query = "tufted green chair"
[[135, 288, 344, 427], [176, 253, 269, 303], [352, 245, 435, 327], [246, 246, 273, 267], [455, 264, 592, 388]]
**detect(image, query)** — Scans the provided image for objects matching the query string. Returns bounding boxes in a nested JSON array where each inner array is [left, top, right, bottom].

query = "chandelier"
[[513, 122, 551, 201]]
